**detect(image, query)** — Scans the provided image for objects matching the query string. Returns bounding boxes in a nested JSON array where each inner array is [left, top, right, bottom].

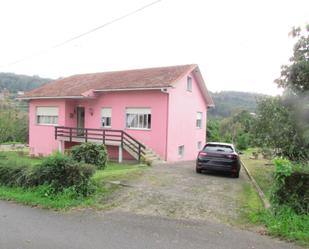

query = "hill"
[[0, 73, 51, 94], [209, 91, 268, 118]]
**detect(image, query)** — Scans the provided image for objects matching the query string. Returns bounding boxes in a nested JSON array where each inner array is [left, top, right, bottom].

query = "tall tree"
[[275, 25, 309, 94]]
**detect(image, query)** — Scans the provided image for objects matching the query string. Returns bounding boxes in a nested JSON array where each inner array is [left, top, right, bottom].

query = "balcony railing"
[[55, 126, 146, 161]]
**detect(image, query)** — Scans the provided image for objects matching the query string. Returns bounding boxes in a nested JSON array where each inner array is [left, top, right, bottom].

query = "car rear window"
[[203, 144, 234, 153]]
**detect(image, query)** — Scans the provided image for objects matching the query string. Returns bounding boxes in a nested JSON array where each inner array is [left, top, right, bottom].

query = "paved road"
[[0, 201, 300, 249]]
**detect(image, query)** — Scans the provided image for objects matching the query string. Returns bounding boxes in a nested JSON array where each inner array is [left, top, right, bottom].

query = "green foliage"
[[208, 91, 266, 118], [71, 143, 108, 169], [34, 153, 96, 196], [206, 119, 221, 142], [253, 97, 309, 161], [0, 73, 50, 93], [0, 153, 96, 196], [218, 110, 255, 150], [257, 207, 309, 245], [271, 159, 309, 214], [275, 26, 309, 94], [0, 158, 33, 187], [0, 98, 28, 143]]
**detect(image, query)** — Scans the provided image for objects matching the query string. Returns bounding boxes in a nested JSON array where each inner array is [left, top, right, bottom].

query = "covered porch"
[[55, 126, 146, 163]]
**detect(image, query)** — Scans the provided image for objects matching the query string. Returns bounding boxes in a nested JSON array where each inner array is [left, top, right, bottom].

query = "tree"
[[275, 25, 309, 94], [253, 97, 309, 161]]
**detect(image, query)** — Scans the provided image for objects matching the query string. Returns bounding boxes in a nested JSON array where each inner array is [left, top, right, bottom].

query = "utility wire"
[[0, 0, 162, 69]]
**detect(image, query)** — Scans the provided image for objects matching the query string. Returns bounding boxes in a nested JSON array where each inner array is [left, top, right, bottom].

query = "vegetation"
[[207, 110, 255, 150], [0, 97, 28, 143], [71, 143, 108, 169], [0, 151, 146, 209], [241, 150, 309, 245], [0, 73, 50, 93], [252, 97, 308, 161], [208, 91, 266, 118]]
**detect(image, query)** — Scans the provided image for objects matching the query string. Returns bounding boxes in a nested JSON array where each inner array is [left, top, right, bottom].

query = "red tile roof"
[[23, 64, 198, 98]]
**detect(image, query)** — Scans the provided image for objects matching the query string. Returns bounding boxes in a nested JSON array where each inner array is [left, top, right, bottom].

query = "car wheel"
[[196, 168, 202, 174]]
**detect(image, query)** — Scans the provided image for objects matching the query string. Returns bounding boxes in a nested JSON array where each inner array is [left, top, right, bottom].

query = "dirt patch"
[[107, 161, 251, 224]]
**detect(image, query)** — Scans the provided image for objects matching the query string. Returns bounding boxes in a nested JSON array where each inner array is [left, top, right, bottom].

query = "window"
[[196, 112, 202, 128], [203, 144, 234, 153], [126, 108, 151, 129], [197, 141, 202, 150], [178, 145, 184, 158], [101, 108, 112, 128], [187, 76, 192, 92], [36, 107, 58, 125]]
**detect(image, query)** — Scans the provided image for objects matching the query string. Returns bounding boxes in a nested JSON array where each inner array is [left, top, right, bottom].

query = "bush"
[[33, 154, 96, 196], [0, 159, 33, 187], [271, 159, 309, 214], [70, 143, 108, 169]]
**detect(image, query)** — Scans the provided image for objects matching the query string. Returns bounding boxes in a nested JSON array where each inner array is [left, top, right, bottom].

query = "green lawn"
[[0, 151, 147, 209], [240, 148, 274, 198], [0, 150, 43, 167]]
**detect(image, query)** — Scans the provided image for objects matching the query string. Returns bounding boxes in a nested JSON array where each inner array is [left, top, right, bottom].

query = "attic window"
[[187, 76, 192, 92]]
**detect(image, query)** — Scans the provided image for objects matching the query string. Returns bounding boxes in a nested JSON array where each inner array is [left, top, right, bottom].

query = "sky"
[[0, 0, 308, 95]]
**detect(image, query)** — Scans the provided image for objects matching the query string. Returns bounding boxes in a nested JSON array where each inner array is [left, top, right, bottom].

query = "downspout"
[[161, 88, 169, 161]]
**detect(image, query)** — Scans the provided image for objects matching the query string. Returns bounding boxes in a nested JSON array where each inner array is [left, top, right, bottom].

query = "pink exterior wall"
[[29, 90, 169, 159], [29, 99, 66, 155], [166, 73, 208, 161], [79, 90, 169, 159]]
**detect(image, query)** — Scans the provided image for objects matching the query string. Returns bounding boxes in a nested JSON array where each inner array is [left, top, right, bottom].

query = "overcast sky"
[[0, 0, 308, 95]]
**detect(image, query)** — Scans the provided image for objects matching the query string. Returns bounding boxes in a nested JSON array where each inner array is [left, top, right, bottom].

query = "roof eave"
[[17, 96, 86, 100]]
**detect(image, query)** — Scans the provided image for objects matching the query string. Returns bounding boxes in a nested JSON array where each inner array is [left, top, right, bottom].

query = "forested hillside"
[[209, 91, 268, 118], [0, 73, 51, 93]]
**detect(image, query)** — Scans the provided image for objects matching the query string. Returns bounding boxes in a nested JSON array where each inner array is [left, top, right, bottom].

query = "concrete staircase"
[[142, 147, 165, 165]]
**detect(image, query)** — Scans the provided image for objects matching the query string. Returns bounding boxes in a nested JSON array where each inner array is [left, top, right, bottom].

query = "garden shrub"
[[271, 159, 309, 214], [33, 153, 96, 196], [70, 143, 108, 169], [0, 159, 33, 187]]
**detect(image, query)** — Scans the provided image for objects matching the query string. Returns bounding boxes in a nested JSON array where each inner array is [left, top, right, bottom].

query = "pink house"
[[21, 64, 214, 163]]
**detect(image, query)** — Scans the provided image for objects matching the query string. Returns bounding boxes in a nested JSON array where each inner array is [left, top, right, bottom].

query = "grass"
[[241, 148, 274, 198], [0, 151, 147, 210], [240, 148, 309, 246], [238, 182, 263, 225], [0, 141, 23, 145], [258, 207, 309, 246], [0, 151, 43, 166]]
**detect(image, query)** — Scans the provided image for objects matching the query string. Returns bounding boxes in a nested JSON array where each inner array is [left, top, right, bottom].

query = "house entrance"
[[76, 107, 85, 136]]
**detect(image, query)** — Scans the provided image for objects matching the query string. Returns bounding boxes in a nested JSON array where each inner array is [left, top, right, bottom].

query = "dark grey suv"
[[196, 142, 241, 178]]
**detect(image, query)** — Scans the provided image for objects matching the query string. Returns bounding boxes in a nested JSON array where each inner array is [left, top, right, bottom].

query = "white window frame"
[[178, 145, 184, 158], [187, 76, 192, 92], [196, 112, 203, 129], [36, 107, 59, 126], [101, 108, 112, 128], [125, 108, 151, 130]]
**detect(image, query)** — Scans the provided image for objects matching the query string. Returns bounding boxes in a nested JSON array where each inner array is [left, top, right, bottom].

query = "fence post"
[[103, 130, 105, 144], [138, 144, 141, 162], [69, 128, 72, 142], [85, 129, 88, 142], [55, 127, 58, 140]]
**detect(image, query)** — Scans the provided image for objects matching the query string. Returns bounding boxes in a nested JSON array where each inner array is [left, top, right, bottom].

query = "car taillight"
[[198, 152, 207, 158], [226, 154, 237, 160]]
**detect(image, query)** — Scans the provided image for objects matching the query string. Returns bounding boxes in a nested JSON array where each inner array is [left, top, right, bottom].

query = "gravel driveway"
[[109, 161, 250, 224]]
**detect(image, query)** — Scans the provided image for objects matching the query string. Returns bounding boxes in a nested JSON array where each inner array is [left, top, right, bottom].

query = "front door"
[[77, 107, 85, 136]]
